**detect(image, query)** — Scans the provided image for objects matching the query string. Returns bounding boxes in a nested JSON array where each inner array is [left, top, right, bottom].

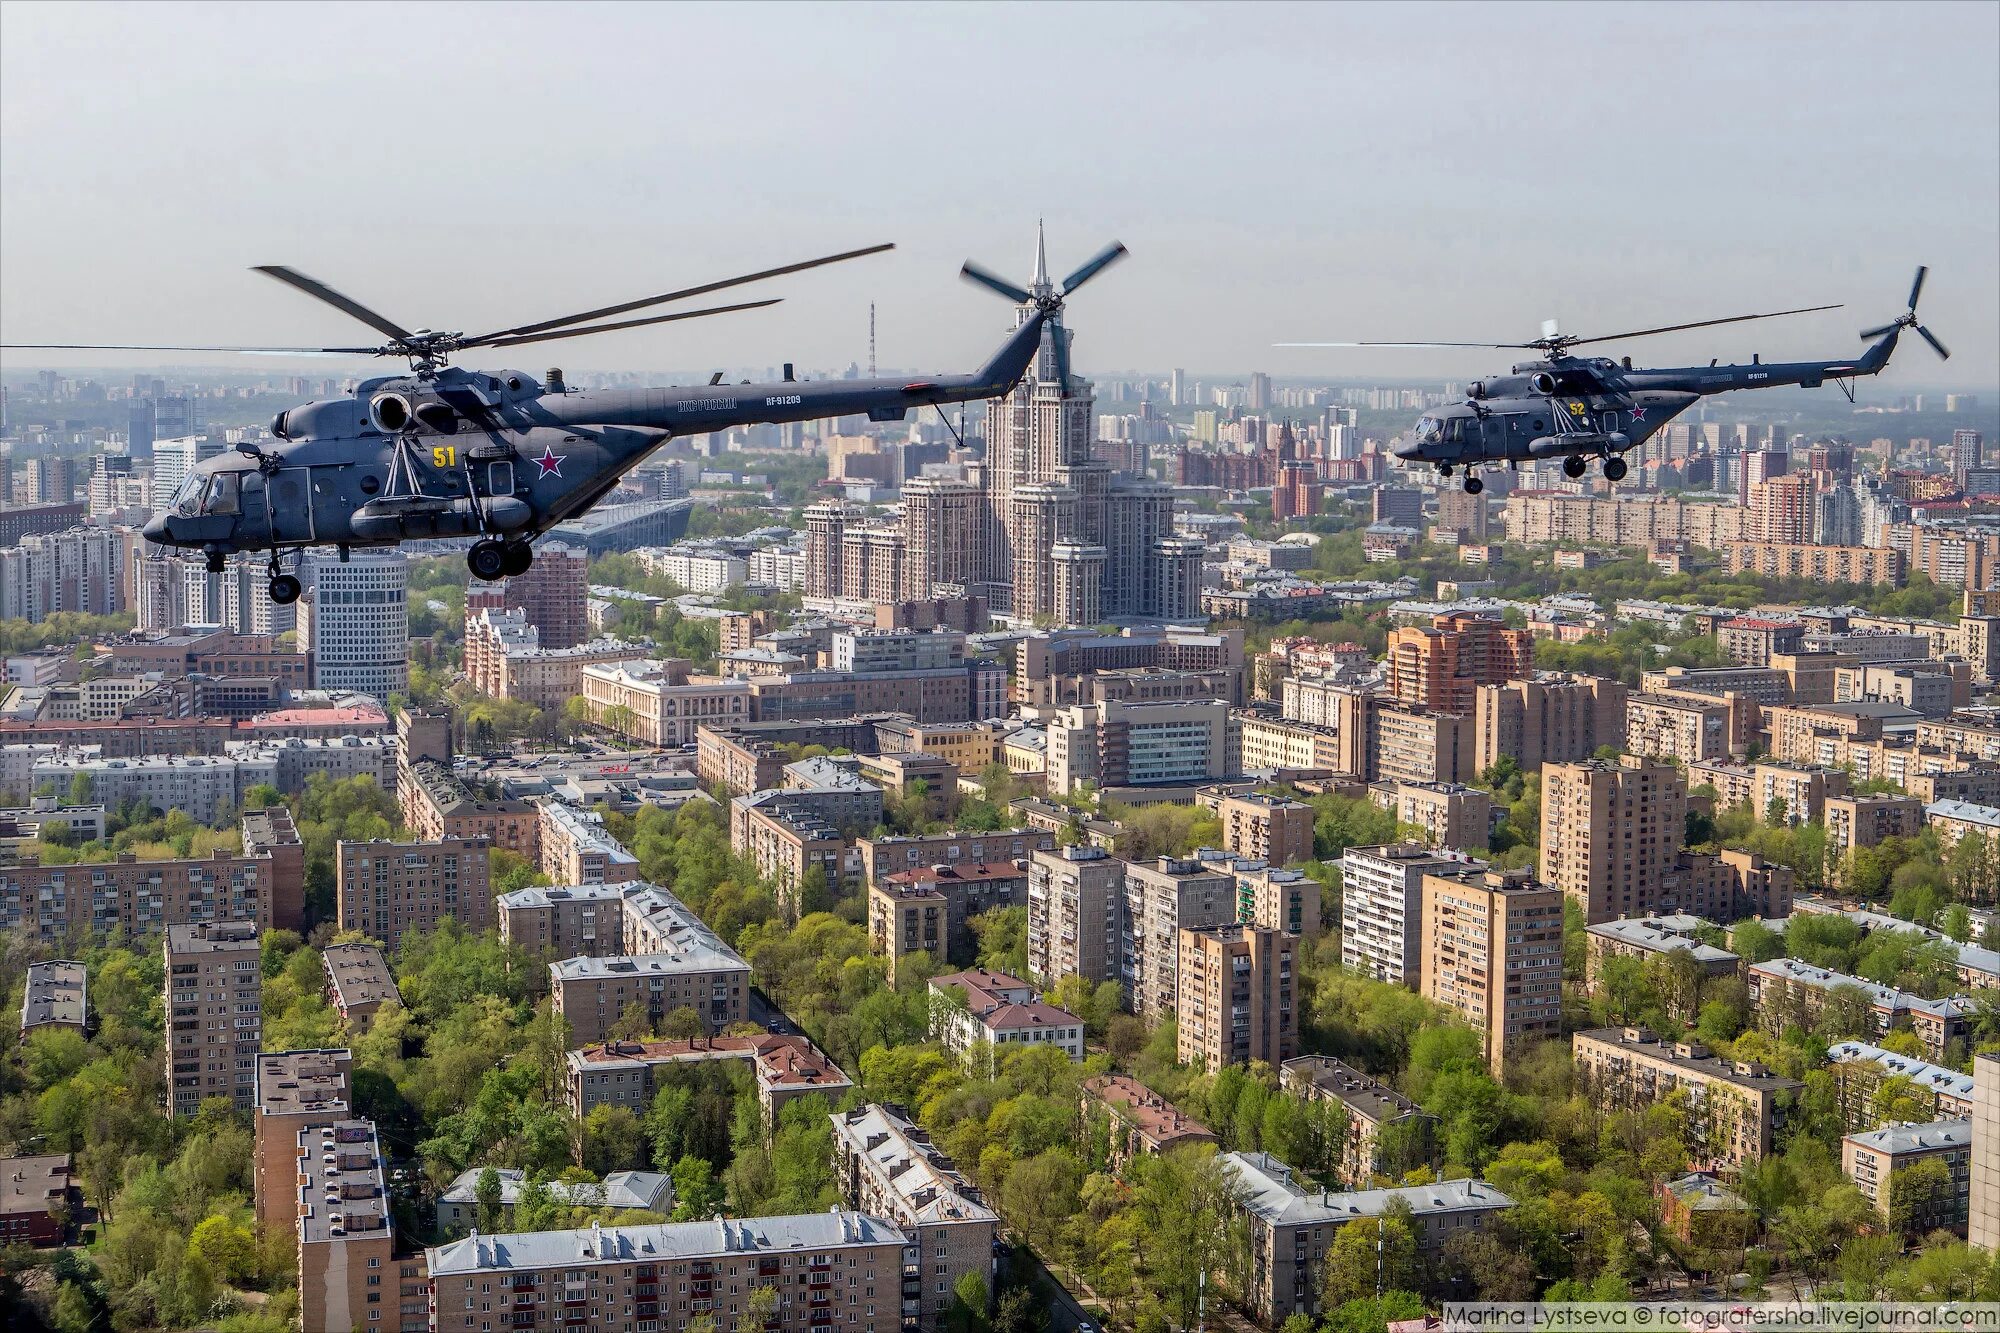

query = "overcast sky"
[[3, 1, 1995, 389]]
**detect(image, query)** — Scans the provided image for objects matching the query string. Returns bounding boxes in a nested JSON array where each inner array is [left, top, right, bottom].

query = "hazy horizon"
[[4, 1, 1996, 390]]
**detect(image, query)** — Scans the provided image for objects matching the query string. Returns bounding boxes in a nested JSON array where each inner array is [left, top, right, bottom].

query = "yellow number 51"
[[431, 445, 457, 468]]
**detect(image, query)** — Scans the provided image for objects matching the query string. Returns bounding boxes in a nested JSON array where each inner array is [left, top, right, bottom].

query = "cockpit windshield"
[[170, 471, 241, 519], [1413, 416, 1443, 444]]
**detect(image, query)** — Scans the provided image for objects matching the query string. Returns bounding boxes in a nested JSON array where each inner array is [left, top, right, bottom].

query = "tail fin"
[[971, 309, 1048, 394], [1856, 327, 1900, 375]]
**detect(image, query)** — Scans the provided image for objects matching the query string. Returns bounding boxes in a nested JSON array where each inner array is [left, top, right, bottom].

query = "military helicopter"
[[4, 237, 1128, 603], [1280, 267, 1948, 494]]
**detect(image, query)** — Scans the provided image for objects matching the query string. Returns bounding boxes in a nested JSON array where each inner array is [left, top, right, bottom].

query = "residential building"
[[1970, 1053, 2000, 1248], [1385, 612, 1533, 714], [20, 959, 86, 1036], [730, 791, 850, 913], [1658, 1173, 1756, 1251], [1217, 791, 1315, 867], [538, 801, 640, 887], [295, 1119, 396, 1333], [1829, 1040, 1975, 1129], [868, 878, 948, 983], [1176, 923, 1296, 1073], [1843, 1119, 1972, 1234], [1119, 855, 1234, 1024], [336, 837, 494, 940], [1540, 756, 1687, 924], [0, 1154, 81, 1247], [1084, 1073, 1219, 1164], [253, 1048, 353, 1234], [873, 862, 1026, 973], [1420, 865, 1564, 1074], [323, 942, 400, 1028], [1222, 859, 1322, 938], [1044, 698, 1232, 794], [1339, 844, 1462, 985], [1369, 779, 1492, 853], [929, 968, 1084, 1062], [1223, 1150, 1515, 1328], [1372, 703, 1478, 787], [1026, 845, 1125, 985], [241, 805, 307, 933], [1824, 793, 1927, 853], [1584, 915, 1739, 987], [1473, 672, 1628, 774], [566, 1034, 850, 1131], [831, 1104, 998, 1331], [164, 920, 262, 1117], [399, 760, 538, 862], [857, 827, 1054, 885], [1722, 541, 1904, 585], [425, 1212, 913, 1333], [1280, 1056, 1440, 1188], [465, 540, 589, 647], [1572, 1027, 1805, 1166], [435, 1169, 673, 1234], [1748, 958, 1973, 1060], [1625, 692, 1733, 764], [462, 607, 649, 711], [546, 883, 752, 1044]]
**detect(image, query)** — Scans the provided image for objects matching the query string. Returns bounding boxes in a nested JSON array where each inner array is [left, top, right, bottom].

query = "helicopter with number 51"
[[1279, 267, 1948, 494]]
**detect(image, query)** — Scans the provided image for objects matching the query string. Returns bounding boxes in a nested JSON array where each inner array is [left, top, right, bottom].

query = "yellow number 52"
[[431, 445, 457, 468]]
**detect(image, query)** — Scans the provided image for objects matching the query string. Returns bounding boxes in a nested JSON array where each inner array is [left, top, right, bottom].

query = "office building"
[[1224, 1151, 1514, 1327], [1044, 697, 1232, 794], [1176, 923, 1296, 1073], [1540, 756, 1687, 924], [1339, 844, 1461, 985], [1573, 1027, 1804, 1166], [1420, 865, 1564, 1074], [1119, 856, 1234, 1023], [1026, 844, 1124, 985], [425, 1213, 913, 1333], [164, 920, 262, 1117], [299, 551, 408, 702], [580, 660, 753, 746], [336, 837, 494, 940], [831, 1104, 998, 1331]]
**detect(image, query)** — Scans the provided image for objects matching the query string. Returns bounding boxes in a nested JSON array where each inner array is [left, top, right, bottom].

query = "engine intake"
[[1530, 371, 1557, 396], [369, 392, 413, 434]]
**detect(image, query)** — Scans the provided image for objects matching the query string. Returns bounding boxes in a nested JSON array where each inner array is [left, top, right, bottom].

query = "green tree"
[[475, 1166, 504, 1232], [1321, 1211, 1419, 1305]]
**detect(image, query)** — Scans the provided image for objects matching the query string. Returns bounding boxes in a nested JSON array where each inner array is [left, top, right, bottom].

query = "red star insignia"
[[1630, 406, 1647, 422], [535, 446, 565, 478]]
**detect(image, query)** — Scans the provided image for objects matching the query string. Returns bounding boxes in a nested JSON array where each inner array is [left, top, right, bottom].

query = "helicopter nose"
[[141, 514, 172, 544]]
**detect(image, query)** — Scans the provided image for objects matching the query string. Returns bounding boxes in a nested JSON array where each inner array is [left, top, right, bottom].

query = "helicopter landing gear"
[[1603, 456, 1629, 482], [1436, 463, 1454, 478], [501, 540, 533, 578], [467, 539, 508, 582], [205, 549, 226, 573], [1462, 474, 1484, 495], [1562, 454, 1588, 480], [269, 573, 302, 605]]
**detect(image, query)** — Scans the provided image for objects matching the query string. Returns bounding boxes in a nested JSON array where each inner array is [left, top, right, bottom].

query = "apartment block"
[[436, 1169, 671, 1235], [831, 1104, 998, 1331], [400, 760, 539, 862], [1573, 1027, 1804, 1166], [858, 827, 1053, 885], [1748, 958, 1972, 1060], [1369, 779, 1492, 853], [1970, 1053, 2000, 1249], [1045, 698, 1232, 794], [1176, 924, 1296, 1073], [1216, 792, 1315, 867], [253, 1048, 352, 1234], [567, 1034, 851, 1131], [20, 959, 86, 1036], [1280, 1056, 1440, 1189], [538, 801, 640, 887], [164, 920, 262, 1117], [1842, 1118, 1971, 1234], [1540, 757, 1687, 924], [1420, 866, 1564, 1074], [1026, 845, 1125, 986], [542, 883, 752, 1044], [929, 969, 1085, 1062], [1224, 1151, 1514, 1328], [336, 837, 494, 941], [1385, 612, 1533, 714], [1372, 704, 1478, 787], [1473, 672, 1628, 774], [296, 1119, 396, 1333], [1625, 692, 1733, 764], [0, 837, 282, 945], [1083, 1073, 1219, 1164], [1339, 844, 1463, 986], [1689, 759, 1846, 824], [425, 1213, 914, 1333], [730, 791, 851, 913], [1825, 794, 1927, 852], [323, 943, 400, 1029], [872, 862, 1026, 975], [1583, 915, 1738, 988], [1222, 859, 1322, 938], [1119, 856, 1234, 1024], [1829, 1041, 1975, 1129]]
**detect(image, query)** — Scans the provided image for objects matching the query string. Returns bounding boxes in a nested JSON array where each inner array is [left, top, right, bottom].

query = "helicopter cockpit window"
[[170, 472, 207, 518], [1414, 416, 1443, 444], [205, 472, 241, 517]]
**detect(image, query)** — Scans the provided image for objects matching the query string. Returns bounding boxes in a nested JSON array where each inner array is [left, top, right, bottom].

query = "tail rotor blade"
[[1909, 265, 1929, 311], [1859, 322, 1900, 340], [1059, 241, 1129, 296], [1917, 325, 1951, 360], [960, 261, 1031, 305]]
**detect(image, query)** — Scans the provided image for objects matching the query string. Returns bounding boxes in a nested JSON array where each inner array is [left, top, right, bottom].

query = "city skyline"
[[2, 3, 1995, 386]]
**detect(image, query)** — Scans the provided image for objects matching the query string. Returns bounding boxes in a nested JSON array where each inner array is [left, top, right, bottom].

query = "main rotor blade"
[[1059, 241, 1129, 296], [1909, 265, 1929, 311], [960, 261, 1032, 305], [1917, 325, 1951, 360], [462, 243, 892, 347], [1562, 303, 1843, 350], [1, 341, 381, 355], [1275, 341, 1535, 350], [253, 266, 415, 343], [476, 299, 781, 349]]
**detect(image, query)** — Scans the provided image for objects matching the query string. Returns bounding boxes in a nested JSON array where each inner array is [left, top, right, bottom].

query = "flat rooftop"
[[428, 1211, 907, 1275], [22, 959, 86, 1028], [257, 1049, 353, 1117]]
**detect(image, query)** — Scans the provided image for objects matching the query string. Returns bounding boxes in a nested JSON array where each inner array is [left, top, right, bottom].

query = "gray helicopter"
[[1281, 267, 1947, 494], [5, 238, 1127, 603]]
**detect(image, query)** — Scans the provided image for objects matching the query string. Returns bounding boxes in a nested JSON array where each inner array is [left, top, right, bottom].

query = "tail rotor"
[[1861, 265, 1949, 360], [959, 230, 1128, 383]]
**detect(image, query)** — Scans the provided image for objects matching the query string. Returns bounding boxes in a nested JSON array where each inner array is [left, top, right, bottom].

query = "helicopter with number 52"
[[3, 235, 1129, 603], [1279, 267, 1948, 494]]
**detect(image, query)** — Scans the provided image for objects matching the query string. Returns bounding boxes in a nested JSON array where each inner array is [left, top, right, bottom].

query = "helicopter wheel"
[[1603, 456, 1629, 482], [501, 541, 534, 578], [1562, 455, 1588, 480], [467, 539, 508, 582], [1437, 463, 1454, 478], [1462, 474, 1484, 495], [205, 549, 226, 573], [268, 573, 302, 605]]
